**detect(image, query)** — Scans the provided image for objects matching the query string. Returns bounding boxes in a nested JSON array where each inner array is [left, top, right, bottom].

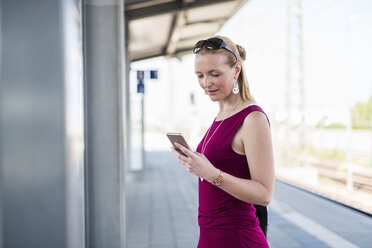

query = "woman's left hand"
[[171, 143, 219, 182]]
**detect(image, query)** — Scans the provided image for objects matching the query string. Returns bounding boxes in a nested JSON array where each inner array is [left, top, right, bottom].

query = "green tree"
[[316, 115, 346, 129], [352, 96, 372, 129]]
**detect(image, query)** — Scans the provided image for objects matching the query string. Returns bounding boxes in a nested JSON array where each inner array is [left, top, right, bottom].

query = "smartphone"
[[166, 132, 190, 157]]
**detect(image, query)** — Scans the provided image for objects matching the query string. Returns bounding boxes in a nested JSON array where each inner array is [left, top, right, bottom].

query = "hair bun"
[[236, 44, 246, 61]]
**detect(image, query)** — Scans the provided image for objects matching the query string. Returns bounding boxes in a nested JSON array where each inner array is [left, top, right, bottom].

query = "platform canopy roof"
[[126, 0, 248, 61]]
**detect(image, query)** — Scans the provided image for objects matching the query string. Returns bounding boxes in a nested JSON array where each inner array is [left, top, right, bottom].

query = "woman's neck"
[[217, 95, 242, 120]]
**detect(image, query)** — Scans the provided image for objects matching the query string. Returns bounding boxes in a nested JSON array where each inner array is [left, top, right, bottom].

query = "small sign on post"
[[137, 70, 145, 94], [137, 70, 144, 80], [150, 70, 158, 79]]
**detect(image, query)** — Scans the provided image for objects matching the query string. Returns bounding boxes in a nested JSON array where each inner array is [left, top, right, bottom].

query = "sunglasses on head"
[[193, 38, 238, 61]]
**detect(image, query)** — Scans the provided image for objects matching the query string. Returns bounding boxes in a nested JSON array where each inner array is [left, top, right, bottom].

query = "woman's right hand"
[[171, 143, 220, 182]]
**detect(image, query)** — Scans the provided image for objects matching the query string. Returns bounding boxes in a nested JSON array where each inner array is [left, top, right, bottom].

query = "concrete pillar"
[[0, 0, 85, 247], [124, 16, 131, 175], [83, 0, 126, 247]]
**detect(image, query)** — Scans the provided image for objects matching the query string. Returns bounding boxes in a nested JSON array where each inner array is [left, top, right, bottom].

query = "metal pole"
[[286, 0, 292, 166], [287, 0, 305, 166], [119, 1, 127, 246], [84, 1, 126, 246], [298, 0, 306, 163], [63, 1, 86, 247], [124, 15, 131, 177], [141, 92, 145, 168], [346, 15, 353, 191]]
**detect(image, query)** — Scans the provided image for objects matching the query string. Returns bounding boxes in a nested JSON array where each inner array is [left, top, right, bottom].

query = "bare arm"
[[216, 111, 275, 205], [172, 111, 275, 206]]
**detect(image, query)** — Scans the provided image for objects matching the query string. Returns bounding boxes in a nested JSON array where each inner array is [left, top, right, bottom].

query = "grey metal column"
[[124, 15, 131, 175], [83, 0, 126, 247], [63, 1, 86, 247], [0, 0, 85, 248]]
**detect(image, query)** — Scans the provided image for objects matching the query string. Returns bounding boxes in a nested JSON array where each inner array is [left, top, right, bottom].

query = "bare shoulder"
[[234, 110, 271, 150], [240, 110, 273, 159], [242, 111, 270, 131]]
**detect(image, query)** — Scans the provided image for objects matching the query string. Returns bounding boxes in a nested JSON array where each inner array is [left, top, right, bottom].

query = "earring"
[[232, 81, 239, 94]]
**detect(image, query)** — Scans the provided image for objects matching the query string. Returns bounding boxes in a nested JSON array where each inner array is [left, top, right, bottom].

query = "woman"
[[171, 36, 275, 248]]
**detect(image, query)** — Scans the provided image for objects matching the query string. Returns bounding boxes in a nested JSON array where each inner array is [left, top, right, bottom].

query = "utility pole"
[[345, 14, 356, 191], [287, 0, 305, 166]]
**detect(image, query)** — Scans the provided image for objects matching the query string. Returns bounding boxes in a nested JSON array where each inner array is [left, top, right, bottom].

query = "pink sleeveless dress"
[[196, 104, 269, 248]]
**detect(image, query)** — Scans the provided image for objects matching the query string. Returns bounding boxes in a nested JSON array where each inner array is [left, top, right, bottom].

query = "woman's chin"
[[208, 95, 220, 102]]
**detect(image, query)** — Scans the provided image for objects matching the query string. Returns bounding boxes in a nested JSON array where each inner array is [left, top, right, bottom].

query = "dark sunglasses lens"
[[193, 38, 233, 56], [206, 38, 223, 49], [194, 40, 206, 53]]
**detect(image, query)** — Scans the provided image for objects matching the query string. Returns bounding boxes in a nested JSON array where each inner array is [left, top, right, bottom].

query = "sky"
[[217, 0, 372, 124], [131, 0, 372, 140]]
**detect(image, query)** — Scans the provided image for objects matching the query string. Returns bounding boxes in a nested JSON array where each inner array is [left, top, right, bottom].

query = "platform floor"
[[126, 151, 372, 248]]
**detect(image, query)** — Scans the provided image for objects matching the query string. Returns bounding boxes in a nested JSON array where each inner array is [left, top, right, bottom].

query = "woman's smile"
[[206, 89, 219, 95]]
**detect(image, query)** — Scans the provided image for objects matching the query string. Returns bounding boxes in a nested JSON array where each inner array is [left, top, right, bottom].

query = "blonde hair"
[[195, 35, 254, 102]]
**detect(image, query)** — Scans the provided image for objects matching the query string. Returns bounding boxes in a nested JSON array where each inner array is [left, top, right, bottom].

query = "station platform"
[[126, 151, 372, 248]]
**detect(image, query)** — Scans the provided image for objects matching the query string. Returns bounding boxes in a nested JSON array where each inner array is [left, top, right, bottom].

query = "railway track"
[[310, 159, 372, 193]]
